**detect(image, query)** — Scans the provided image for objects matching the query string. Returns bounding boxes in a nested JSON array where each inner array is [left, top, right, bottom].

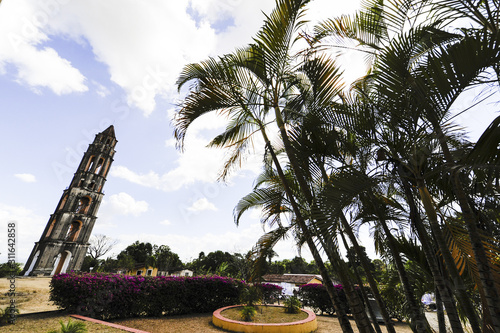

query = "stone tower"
[[22, 126, 117, 276]]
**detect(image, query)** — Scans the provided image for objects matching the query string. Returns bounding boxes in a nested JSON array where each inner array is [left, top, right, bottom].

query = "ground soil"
[[1, 277, 414, 332]]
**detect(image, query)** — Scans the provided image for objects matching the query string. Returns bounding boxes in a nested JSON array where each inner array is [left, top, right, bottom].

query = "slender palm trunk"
[[319, 231, 376, 333], [417, 181, 482, 333], [376, 215, 430, 333], [340, 232, 383, 333], [262, 136, 355, 333], [272, 107, 375, 332], [316, 156, 397, 333], [435, 288, 447, 333], [398, 170, 467, 333], [434, 124, 500, 332], [340, 214, 398, 333]]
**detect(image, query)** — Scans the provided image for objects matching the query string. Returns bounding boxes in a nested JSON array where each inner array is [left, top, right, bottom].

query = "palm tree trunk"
[[262, 137, 355, 333], [417, 180, 482, 333], [319, 231, 376, 333], [376, 215, 430, 333], [315, 155, 397, 333], [434, 124, 500, 332], [272, 108, 375, 333], [398, 169, 466, 333], [340, 214, 398, 333], [435, 288, 447, 333], [339, 232, 383, 333], [317, 156, 397, 333]]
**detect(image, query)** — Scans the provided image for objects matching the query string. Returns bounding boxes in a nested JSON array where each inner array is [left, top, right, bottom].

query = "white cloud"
[[93, 80, 110, 97], [0, 0, 88, 95], [187, 197, 217, 212], [14, 173, 36, 183], [0, 203, 45, 264], [44, 0, 219, 116], [103, 192, 149, 216], [0, 0, 362, 114], [160, 219, 172, 226], [112, 111, 263, 191]]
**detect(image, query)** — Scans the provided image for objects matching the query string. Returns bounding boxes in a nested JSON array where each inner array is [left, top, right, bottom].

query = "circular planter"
[[212, 305, 317, 333]]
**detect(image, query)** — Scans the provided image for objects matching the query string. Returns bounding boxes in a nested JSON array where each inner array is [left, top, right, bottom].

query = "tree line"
[[81, 238, 355, 279]]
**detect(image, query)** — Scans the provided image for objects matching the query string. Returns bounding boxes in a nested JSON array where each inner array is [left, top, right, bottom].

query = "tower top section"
[[93, 125, 117, 147], [100, 125, 116, 139]]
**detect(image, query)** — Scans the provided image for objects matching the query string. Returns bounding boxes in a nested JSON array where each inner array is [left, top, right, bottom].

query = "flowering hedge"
[[50, 273, 244, 319], [298, 283, 349, 315], [255, 283, 283, 303]]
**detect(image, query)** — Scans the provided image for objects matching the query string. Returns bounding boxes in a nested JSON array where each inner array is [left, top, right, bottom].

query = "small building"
[[262, 274, 323, 296], [128, 265, 157, 276], [169, 269, 193, 277], [126, 265, 193, 277]]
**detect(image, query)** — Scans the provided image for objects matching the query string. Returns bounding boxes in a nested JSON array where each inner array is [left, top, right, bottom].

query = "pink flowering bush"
[[298, 283, 349, 315], [255, 283, 283, 303], [50, 273, 244, 319]]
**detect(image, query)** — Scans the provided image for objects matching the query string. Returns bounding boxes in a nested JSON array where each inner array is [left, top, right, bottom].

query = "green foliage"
[[0, 262, 22, 278], [239, 305, 257, 321], [117, 241, 153, 264], [99, 241, 184, 273], [47, 319, 87, 333], [239, 285, 261, 307], [80, 256, 102, 273], [188, 250, 242, 277], [283, 296, 301, 314], [0, 305, 19, 326]]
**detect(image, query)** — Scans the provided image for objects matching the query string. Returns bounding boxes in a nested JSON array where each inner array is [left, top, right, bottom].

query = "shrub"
[[255, 283, 283, 304], [47, 319, 87, 333], [0, 262, 22, 278], [0, 305, 19, 326], [239, 285, 261, 307], [50, 273, 244, 319], [239, 305, 257, 321], [298, 283, 349, 315], [283, 296, 301, 314]]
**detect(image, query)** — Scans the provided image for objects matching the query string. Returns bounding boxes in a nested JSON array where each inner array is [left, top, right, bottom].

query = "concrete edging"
[[212, 305, 317, 333], [70, 314, 150, 333]]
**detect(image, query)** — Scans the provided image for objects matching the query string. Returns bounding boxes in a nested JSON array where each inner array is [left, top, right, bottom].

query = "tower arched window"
[[78, 177, 86, 187], [95, 158, 105, 174], [74, 197, 91, 214], [85, 156, 96, 172], [66, 221, 82, 242]]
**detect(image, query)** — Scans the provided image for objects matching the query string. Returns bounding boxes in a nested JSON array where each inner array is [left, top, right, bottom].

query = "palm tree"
[[175, 1, 367, 331]]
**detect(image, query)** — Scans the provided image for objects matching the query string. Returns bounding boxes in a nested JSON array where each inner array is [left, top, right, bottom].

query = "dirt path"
[[0, 277, 58, 314]]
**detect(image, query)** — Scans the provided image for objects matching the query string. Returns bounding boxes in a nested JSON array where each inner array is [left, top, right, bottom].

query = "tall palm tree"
[[175, 1, 368, 331]]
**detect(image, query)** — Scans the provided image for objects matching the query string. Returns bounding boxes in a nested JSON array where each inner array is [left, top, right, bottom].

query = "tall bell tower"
[[22, 126, 117, 276]]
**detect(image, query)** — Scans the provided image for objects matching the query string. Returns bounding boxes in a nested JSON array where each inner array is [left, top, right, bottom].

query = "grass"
[[2, 312, 123, 333], [221, 305, 309, 323]]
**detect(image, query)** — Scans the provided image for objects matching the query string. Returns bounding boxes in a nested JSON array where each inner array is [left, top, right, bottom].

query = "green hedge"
[[50, 273, 244, 319]]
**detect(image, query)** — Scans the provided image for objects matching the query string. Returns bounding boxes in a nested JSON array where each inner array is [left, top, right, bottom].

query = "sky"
[[0, 0, 498, 267]]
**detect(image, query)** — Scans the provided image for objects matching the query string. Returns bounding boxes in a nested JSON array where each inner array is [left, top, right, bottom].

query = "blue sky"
[[0, 0, 497, 267]]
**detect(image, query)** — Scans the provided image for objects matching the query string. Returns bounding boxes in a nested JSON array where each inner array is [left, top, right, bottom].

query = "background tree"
[[87, 234, 118, 260], [117, 241, 153, 264], [152, 245, 183, 272]]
